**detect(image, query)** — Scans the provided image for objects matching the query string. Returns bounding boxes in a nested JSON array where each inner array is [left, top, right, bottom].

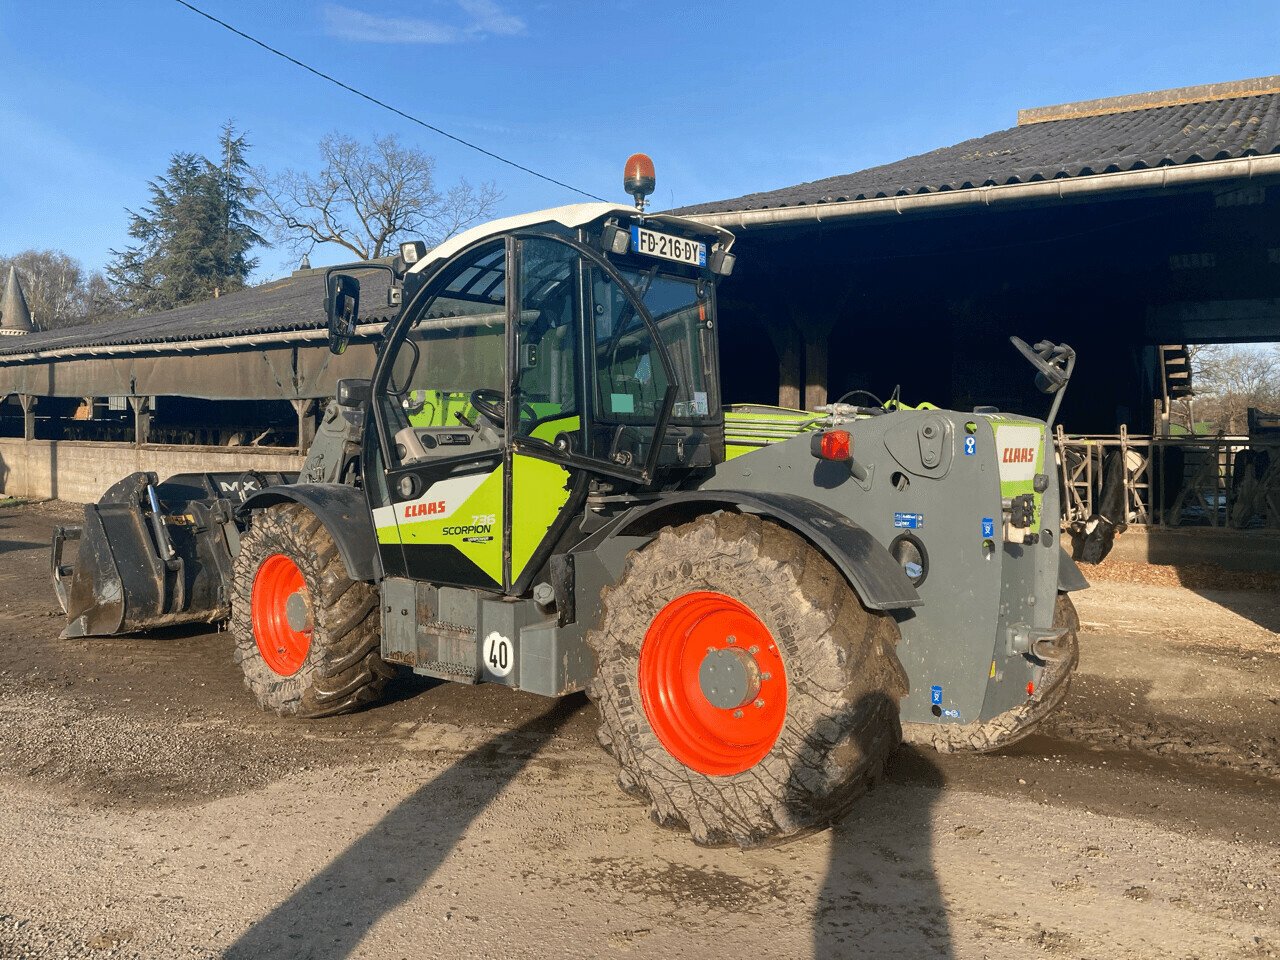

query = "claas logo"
[[1001, 447, 1037, 464], [404, 500, 447, 519]]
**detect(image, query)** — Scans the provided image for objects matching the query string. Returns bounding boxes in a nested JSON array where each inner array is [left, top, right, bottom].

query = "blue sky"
[[2, 1, 1278, 279]]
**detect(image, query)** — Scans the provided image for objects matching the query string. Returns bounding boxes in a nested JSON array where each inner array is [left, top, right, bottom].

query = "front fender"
[[613, 491, 921, 611], [240, 483, 381, 582]]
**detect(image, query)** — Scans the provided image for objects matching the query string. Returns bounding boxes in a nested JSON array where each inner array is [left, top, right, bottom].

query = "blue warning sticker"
[[894, 512, 924, 529], [942, 707, 961, 719], [963, 435, 977, 456], [981, 517, 995, 539], [930, 684, 943, 705]]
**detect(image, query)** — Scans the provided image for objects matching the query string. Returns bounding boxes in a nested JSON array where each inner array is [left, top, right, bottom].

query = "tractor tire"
[[231, 504, 392, 718], [902, 592, 1079, 754], [586, 512, 908, 847]]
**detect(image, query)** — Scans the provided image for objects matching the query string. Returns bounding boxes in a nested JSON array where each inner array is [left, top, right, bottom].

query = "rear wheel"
[[231, 504, 392, 717], [902, 592, 1080, 753], [587, 513, 908, 847]]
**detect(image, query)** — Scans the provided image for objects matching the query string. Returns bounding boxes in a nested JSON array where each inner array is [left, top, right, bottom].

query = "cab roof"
[[407, 203, 636, 275], [408, 203, 735, 275]]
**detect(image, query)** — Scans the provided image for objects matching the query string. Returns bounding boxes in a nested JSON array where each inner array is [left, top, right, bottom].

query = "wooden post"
[[293, 398, 317, 453], [19, 395, 35, 441], [129, 396, 151, 447], [803, 328, 829, 411], [801, 316, 836, 411], [767, 322, 803, 410]]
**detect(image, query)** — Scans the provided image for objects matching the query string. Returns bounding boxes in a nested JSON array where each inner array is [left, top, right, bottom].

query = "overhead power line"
[[170, 0, 607, 202]]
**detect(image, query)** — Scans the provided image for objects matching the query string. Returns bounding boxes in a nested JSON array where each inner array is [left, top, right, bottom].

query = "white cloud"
[[457, 0, 525, 36], [323, 2, 525, 44]]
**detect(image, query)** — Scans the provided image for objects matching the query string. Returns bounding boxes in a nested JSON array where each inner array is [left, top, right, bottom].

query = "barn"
[[3, 75, 1280, 550]]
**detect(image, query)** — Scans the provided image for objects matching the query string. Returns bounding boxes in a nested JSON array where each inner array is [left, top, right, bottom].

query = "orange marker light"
[[1027, 681, 1035, 697], [624, 153, 656, 209]]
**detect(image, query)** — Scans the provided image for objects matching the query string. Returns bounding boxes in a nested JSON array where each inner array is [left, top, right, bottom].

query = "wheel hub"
[[638, 591, 788, 777], [285, 591, 313, 632], [698, 647, 762, 710]]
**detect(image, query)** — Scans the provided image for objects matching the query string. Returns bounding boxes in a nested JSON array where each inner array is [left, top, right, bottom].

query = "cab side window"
[[379, 244, 506, 459], [515, 238, 580, 445]]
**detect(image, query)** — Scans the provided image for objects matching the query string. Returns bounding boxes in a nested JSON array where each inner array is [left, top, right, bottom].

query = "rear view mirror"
[[326, 274, 361, 355]]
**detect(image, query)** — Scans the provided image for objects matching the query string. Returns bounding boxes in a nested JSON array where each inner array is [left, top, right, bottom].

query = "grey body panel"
[[240, 483, 382, 582], [701, 410, 1067, 727], [380, 577, 588, 697], [611, 491, 922, 611]]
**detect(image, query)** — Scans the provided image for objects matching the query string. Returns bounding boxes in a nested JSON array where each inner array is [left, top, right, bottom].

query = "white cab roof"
[[408, 203, 636, 274]]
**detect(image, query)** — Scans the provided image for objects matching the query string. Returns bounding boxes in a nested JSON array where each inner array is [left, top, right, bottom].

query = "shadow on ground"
[[816, 741, 952, 958], [223, 699, 580, 960]]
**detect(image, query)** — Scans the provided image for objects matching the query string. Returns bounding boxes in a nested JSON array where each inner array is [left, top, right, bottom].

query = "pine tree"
[[107, 122, 266, 313]]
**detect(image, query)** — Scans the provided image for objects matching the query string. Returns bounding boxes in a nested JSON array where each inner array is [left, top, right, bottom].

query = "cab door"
[[507, 234, 678, 592], [371, 239, 510, 591]]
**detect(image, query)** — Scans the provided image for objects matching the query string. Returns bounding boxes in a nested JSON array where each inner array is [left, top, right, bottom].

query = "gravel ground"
[[1, 502, 1278, 959]]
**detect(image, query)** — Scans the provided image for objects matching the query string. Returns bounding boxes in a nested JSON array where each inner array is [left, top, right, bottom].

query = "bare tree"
[[255, 133, 502, 261], [0, 249, 116, 329], [1192, 343, 1280, 434]]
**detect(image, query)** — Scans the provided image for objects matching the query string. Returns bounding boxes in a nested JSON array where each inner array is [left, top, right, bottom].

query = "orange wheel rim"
[[251, 553, 312, 677], [638, 591, 787, 777]]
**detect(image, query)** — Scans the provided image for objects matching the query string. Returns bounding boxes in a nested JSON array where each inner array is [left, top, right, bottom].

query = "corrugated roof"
[[0, 267, 392, 359], [676, 87, 1280, 216]]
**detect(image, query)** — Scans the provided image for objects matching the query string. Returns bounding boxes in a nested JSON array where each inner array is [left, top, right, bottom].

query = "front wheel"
[[587, 513, 908, 847], [231, 504, 393, 718]]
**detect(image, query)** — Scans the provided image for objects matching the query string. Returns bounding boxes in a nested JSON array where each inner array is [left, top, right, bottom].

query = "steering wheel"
[[468, 388, 538, 431], [1009, 336, 1073, 394]]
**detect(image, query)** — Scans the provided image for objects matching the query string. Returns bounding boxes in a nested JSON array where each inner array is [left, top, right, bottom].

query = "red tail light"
[[811, 429, 852, 461]]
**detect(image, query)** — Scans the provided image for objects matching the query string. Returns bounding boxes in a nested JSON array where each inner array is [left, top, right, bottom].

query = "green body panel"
[[528, 412, 578, 444], [407, 389, 479, 429], [986, 415, 1048, 519], [510, 454, 572, 580], [723, 405, 820, 460], [380, 465, 505, 583]]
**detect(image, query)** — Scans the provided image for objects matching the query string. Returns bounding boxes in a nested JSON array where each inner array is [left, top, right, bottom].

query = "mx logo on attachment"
[[963, 435, 977, 456], [981, 517, 995, 539], [930, 685, 943, 706]]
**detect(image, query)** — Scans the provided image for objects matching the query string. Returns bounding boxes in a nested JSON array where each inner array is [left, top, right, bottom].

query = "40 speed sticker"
[[483, 631, 514, 678]]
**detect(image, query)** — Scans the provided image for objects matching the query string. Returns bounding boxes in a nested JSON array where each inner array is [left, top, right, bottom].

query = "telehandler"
[[53, 156, 1086, 845]]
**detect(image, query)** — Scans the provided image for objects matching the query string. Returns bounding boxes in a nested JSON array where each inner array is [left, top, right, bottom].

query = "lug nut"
[[726, 635, 737, 645], [754, 699, 765, 709], [732, 709, 744, 719], [748, 645, 760, 654], [762, 672, 772, 681]]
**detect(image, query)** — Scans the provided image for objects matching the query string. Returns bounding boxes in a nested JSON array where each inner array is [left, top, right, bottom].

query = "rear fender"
[[1058, 548, 1089, 592], [611, 491, 921, 612], [240, 483, 382, 582]]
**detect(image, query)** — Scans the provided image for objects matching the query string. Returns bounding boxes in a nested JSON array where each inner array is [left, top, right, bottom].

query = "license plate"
[[630, 226, 706, 267]]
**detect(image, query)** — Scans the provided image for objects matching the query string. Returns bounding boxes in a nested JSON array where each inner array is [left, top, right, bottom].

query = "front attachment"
[[52, 470, 284, 638]]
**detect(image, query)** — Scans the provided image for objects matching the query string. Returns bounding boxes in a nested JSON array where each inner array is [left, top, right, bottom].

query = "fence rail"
[[1054, 427, 1280, 528]]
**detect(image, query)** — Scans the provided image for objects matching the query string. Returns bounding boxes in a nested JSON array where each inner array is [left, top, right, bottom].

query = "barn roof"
[[0, 265, 392, 361], [677, 76, 1280, 217]]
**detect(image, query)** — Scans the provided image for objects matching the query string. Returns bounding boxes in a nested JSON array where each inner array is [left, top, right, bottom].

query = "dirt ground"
[[1, 500, 1278, 960]]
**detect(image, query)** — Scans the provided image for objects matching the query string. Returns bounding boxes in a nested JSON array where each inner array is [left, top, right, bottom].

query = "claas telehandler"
[[52, 156, 1086, 845]]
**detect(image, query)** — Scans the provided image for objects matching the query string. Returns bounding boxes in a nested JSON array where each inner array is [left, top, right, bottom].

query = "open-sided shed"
[[679, 76, 1280, 435]]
